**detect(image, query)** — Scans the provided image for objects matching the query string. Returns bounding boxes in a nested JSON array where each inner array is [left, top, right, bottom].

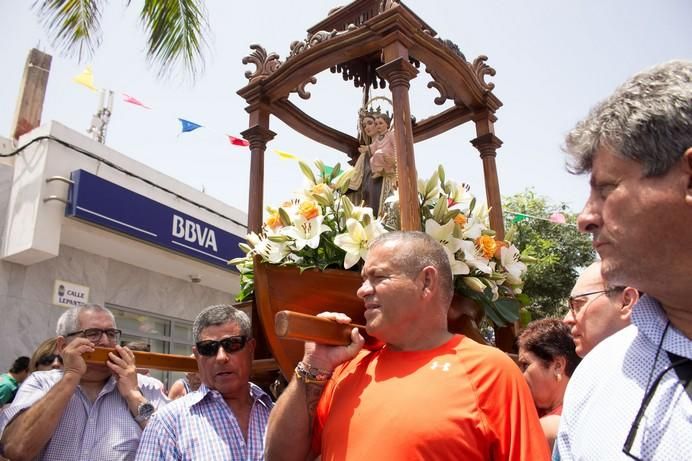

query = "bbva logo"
[[172, 215, 218, 252]]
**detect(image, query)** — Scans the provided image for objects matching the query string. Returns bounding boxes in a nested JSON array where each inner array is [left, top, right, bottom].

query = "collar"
[[633, 295, 692, 360], [192, 382, 273, 409]]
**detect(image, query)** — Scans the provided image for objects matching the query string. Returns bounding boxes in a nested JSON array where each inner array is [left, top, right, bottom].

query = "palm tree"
[[33, 0, 209, 79]]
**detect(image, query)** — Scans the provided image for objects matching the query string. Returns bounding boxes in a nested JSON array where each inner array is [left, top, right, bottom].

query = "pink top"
[[369, 131, 396, 176]]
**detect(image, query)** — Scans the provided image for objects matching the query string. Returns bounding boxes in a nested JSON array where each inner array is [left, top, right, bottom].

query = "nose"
[[215, 345, 230, 363], [577, 195, 602, 235], [51, 358, 62, 370], [94, 332, 112, 347], [563, 309, 576, 326], [357, 279, 373, 300]]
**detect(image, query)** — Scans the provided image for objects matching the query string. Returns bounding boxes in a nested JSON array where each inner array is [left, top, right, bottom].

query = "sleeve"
[[0, 379, 14, 405], [1, 373, 51, 432], [473, 349, 551, 461], [134, 410, 180, 461]]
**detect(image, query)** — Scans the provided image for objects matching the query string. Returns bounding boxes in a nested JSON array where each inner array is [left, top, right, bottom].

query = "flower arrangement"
[[231, 161, 529, 326]]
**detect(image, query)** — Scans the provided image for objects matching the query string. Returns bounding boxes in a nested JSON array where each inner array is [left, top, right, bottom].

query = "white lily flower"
[[500, 245, 527, 284], [334, 218, 386, 269], [462, 215, 484, 240], [473, 202, 490, 223], [254, 235, 290, 264], [459, 240, 493, 274], [424, 219, 469, 275], [280, 215, 330, 251], [448, 182, 474, 213]]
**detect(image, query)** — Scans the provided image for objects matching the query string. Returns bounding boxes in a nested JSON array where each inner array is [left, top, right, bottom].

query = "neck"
[[223, 386, 253, 413], [388, 329, 453, 352], [661, 301, 692, 340]]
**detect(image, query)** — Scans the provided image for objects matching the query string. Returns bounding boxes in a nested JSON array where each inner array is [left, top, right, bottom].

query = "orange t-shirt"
[[313, 335, 550, 461]]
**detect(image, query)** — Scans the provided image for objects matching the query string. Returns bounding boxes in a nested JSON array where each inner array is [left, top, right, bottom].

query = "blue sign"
[[66, 169, 245, 270]]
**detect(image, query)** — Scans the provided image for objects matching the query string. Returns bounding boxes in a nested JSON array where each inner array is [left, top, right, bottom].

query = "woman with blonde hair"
[[29, 337, 62, 373]]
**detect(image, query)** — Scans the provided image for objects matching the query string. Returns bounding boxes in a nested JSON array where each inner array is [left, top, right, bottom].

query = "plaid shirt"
[[1, 370, 168, 460], [135, 383, 273, 461]]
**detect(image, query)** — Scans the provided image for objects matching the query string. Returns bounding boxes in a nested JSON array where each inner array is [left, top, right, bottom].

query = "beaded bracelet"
[[295, 361, 332, 384]]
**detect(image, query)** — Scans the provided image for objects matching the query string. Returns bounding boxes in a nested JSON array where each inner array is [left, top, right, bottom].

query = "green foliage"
[[33, 0, 209, 79], [503, 189, 595, 319]]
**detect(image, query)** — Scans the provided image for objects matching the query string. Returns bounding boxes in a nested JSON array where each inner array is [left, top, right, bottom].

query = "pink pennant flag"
[[549, 212, 566, 224], [228, 135, 249, 147], [122, 94, 151, 109]]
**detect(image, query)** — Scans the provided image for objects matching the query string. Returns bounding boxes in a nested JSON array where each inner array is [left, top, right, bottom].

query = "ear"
[[620, 287, 639, 320], [55, 336, 67, 354], [418, 266, 437, 299], [683, 147, 692, 205], [552, 355, 567, 375], [247, 338, 257, 356], [192, 345, 200, 360]]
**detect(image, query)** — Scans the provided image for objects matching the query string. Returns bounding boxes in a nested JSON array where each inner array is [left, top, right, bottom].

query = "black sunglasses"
[[195, 335, 249, 356], [37, 354, 63, 366]]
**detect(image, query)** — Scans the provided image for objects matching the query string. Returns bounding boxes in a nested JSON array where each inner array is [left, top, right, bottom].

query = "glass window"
[[108, 304, 193, 391]]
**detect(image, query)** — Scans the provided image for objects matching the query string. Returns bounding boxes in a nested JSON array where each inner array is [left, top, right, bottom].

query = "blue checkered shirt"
[[135, 382, 273, 461], [1, 370, 168, 460]]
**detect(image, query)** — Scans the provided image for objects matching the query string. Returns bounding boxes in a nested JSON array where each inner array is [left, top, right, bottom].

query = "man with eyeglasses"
[[563, 261, 639, 358], [136, 304, 273, 461], [555, 61, 692, 461], [0, 304, 167, 460]]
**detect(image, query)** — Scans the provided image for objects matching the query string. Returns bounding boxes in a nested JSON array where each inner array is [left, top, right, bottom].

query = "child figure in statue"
[[349, 111, 397, 217]]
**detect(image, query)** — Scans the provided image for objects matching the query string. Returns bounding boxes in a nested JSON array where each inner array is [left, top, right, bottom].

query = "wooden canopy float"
[[237, 0, 512, 380]]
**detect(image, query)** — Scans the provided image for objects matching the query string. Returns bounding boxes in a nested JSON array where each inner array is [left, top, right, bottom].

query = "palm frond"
[[140, 0, 209, 80], [33, 0, 105, 61]]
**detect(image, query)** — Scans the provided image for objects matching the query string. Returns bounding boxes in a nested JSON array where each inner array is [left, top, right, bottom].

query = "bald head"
[[563, 262, 638, 357]]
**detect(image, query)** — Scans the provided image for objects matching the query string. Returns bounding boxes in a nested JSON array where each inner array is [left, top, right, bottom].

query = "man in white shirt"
[[555, 60, 691, 461]]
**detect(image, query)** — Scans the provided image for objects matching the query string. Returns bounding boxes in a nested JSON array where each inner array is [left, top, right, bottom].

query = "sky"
[[0, 0, 690, 221]]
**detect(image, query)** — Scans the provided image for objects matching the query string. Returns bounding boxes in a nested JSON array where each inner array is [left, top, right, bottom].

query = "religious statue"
[[348, 103, 397, 218]]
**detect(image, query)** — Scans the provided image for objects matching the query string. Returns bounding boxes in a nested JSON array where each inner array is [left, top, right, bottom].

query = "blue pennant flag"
[[178, 118, 202, 133]]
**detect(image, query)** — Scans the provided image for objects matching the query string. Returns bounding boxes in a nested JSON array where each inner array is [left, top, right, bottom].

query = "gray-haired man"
[[556, 60, 692, 461], [1, 304, 166, 460]]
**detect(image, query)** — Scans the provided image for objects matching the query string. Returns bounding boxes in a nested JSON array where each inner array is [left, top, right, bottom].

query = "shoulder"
[[456, 337, 521, 377]]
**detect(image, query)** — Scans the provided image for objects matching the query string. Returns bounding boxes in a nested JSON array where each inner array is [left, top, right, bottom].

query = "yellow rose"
[[476, 235, 497, 259], [298, 200, 320, 220]]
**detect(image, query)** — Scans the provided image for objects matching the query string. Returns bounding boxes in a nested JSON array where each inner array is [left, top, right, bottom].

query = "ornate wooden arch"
[[237, 0, 513, 378]]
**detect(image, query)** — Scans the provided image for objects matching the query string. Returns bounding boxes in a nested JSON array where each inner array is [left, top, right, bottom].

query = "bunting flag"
[[123, 94, 151, 109], [228, 136, 249, 147], [178, 118, 202, 133], [274, 149, 298, 160], [73, 66, 98, 92], [512, 213, 529, 223], [549, 212, 566, 224]]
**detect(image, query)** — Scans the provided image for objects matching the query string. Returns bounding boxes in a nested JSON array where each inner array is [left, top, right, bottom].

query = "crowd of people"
[[0, 60, 689, 460]]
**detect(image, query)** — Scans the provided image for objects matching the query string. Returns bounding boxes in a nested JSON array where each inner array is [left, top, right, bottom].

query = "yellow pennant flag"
[[73, 66, 98, 92], [274, 149, 299, 161]]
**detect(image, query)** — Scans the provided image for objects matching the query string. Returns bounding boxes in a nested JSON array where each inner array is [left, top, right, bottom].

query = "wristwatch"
[[135, 400, 155, 422], [295, 361, 332, 384]]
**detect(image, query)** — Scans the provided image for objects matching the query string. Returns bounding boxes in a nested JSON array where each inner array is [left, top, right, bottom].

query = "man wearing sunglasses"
[[555, 61, 692, 461], [563, 261, 639, 358], [136, 304, 273, 461], [266, 232, 549, 461], [0, 304, 167, 461]]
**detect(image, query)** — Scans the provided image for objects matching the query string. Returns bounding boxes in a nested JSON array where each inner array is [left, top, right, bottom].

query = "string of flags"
[[507, 211, 574, 226], [73, 66, 251, 148]]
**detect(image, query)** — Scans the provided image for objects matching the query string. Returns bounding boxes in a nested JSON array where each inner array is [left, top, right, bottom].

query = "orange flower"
[[453, 213, 467, 226], [476, 235, 497, 259], [298, 200, 320, 220], [265, 212, 282, 230], [494, 240, 509, 259]]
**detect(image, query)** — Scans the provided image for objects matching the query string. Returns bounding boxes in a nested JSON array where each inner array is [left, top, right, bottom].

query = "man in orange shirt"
[[266, 231, 549, 461]]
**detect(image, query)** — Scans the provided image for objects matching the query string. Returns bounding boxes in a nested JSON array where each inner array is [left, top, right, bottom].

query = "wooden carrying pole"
[[275, 310, 366, 346], [84, 348, 199, 372]]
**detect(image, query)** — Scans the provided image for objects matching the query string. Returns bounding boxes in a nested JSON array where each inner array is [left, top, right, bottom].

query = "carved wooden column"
[[471, 131, 505, 241], [241, 124, 275, 233], [377, 51, 420, 231]]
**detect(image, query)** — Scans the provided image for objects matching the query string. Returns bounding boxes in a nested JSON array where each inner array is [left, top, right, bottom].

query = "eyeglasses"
[[568, 287, 624, 317], [622, 356, 691, 460], [195, 335, 249, 357], [65, 328, 122, 343]]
